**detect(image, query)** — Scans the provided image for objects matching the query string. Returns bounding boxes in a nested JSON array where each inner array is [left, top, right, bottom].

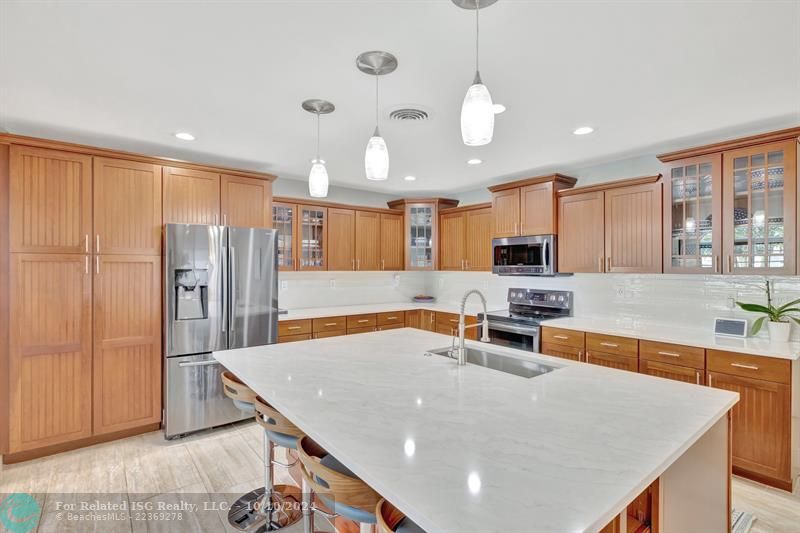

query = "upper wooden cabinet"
[[273, 202, 298, 271], [272, 201, 328, 271], [488, 174, 577, 238], [9, 253, 93, 453], [221, 174, 272, 228], [379, 213, 404, 271], [10, 146, 92, 253], [658, 127, 799, 275], [93, 157, 162, 255], [558, 177, 662, 273], [163, 166, 220, 225], [355, 211, 381, 271], [439, 204, 492, 271], [387, 198, 458, 270], [328, 208, 356, 271]]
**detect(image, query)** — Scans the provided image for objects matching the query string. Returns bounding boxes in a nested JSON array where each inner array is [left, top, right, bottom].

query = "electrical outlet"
[[329, 279, 336, 289], [280, 280, 288, 290], [615, 286, 625, 298], [393, 274, 400, 287], [727, 297, 736, 309]]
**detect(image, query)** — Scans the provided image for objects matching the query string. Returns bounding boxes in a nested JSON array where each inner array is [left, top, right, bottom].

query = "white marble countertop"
[[278, 301, 492, 321], [215, 329, 737, 532], [546, 316, 800, 361]]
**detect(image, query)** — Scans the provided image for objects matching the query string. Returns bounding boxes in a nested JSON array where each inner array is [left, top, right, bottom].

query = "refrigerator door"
[[165, 224, 227, 357], [164, 353, 250, 439], [227, 227, 279, 349]]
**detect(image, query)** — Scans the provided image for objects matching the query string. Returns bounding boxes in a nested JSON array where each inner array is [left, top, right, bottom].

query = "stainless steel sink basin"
[[426, 346, 560, 379]]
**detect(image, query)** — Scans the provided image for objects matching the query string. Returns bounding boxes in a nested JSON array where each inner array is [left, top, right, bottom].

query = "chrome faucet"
[[457, 289, 491, 365]]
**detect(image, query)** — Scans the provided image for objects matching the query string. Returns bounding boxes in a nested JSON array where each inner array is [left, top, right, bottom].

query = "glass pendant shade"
[[308, 159, 329, 198], [364, 132, 389, 181], [461, 78, 494, 146]]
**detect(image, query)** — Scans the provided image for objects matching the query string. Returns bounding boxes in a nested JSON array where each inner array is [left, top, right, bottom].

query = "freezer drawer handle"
[[178, 360, 222, 368]]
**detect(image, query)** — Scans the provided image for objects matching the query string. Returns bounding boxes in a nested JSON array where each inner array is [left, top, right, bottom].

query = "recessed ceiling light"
[[467, 158, 483, 165], [493, 104, 506, 114], [573, 126, 594, 136], [404, 175, 417, 181], [175, 132, 196, 141]]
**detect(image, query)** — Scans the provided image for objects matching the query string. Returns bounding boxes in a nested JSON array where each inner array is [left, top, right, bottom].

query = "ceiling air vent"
[[389, 107, 430, 121]]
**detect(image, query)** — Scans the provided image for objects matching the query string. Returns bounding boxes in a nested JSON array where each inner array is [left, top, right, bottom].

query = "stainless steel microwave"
[[492, 235, 557, 276]]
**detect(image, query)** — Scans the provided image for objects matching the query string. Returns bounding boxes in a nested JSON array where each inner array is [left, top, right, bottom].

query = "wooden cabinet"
[[639, 340, 705, 369], [380, 213, 404, 270], [640, 359, 704, 385], [419, 309, 437, 332], [540, 343, 583, 362], [221, 174, 272, 228], [93, 157, 162, 255], [558, 177, 662, 273], [377, 311, 405, 326], [405, 310, 421, 329], [558, 191, 605, 273], [278, 319, 313, 343], [10, 146, 92, 254], [8, 254, 93, 452], [604, 182, 662, 273], [273, 202, 298, 271], [163, 166, 220, 225], [586, 332, 638, 372], [328, 208, 356, 271], [586, 350, 639, 373], [489, 174, 577, 238], [387, 198, 458, 270], [355, 211, 381, 271], [439, 205, 492, 271], [435, 312, 477, 340], [708, 357, 791, 489], [93, 255, 161, 435], [540, 326, 585, 361], [272, 202, 328, 271]]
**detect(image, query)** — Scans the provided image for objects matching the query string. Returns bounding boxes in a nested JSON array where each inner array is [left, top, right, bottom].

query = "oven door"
[[492, 235, 555, 276], [486, 321, 540, 352]]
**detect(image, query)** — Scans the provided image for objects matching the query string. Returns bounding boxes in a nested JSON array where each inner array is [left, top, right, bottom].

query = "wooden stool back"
[[297, 436, 380, 513], [221, 371, 256, 404], [376, 499, 407, 532], [254, 396, 305, 438]]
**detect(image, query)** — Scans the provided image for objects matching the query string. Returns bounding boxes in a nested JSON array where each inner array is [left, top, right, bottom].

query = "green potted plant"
[[735, 280, 800, 342]]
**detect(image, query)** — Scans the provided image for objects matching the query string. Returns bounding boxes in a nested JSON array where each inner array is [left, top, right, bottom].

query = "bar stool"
[[297, 435, 381, 533], [221, 371, 302, 532], [376, 499, 425, 533]]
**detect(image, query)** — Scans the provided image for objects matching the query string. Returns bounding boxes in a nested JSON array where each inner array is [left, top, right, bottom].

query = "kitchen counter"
[[278, 301, 494, 321], [546, 316, 800, 361], [215, 329, 737, 532]]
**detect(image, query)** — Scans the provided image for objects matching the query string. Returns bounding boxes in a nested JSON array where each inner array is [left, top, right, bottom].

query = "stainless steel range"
[[479, 288, 573, 352]]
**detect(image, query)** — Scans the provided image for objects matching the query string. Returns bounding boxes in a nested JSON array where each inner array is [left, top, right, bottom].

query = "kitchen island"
[[215, 328, 738, 532]]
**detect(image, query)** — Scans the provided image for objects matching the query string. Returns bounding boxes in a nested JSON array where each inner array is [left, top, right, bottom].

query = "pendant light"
[[357, 51, 398, 181], [454, 0, 498, 146], [302, 99, 335, 198]]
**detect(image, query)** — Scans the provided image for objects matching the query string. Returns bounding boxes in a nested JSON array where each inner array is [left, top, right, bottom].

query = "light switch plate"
[[329, 279, 336, 289], [280, 280, 288, 290]]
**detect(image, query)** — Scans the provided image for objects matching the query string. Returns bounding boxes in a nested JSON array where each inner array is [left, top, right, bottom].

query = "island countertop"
[[215, 329, 738, 532]]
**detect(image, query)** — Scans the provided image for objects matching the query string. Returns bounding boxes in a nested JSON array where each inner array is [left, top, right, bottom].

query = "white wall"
[[273, 176, 400, 208]]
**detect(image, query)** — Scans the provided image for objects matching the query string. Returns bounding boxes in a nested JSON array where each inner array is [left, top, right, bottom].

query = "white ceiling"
[[1, 1, 799, 195]]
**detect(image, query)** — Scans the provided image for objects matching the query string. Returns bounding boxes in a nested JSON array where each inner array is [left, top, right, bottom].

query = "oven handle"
[[487, 321, 539, 336], [543, 239, 549, 269]]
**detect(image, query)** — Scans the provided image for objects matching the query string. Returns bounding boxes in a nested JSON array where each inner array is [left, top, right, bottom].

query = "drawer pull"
[[287, 326, 302, 330], [324, 322, 338, 327], [657, 351, 681, 358], [449, 319, 459, 323], [357, 319, 370, 323], [599, 342, 619, 348], [695, 371, 700, 385], [553, 335, 569, 340], [387, 316, 398, 320], [730, 362, 759, 371]]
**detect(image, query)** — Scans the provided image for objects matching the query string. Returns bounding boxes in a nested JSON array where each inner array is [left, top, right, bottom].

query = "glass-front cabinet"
[[723, 141, 796, 275], [663, 155, 722, 273], [272, 202, 328, 271], [388, 198, 458, 270], [661, 137, 797, 275]]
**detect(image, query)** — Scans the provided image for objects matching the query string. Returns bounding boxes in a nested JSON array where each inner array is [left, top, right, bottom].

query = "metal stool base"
[[227, 484, 303, 532]]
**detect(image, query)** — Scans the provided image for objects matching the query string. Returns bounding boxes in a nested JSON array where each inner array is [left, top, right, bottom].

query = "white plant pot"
[[767, 321, 792, 342]]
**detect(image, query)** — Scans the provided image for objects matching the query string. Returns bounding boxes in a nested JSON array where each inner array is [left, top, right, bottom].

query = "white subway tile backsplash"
[[278, 271, 426, 309]]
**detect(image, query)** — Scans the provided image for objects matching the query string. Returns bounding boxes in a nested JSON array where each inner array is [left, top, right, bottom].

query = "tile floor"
[[1, 422, 798, 532]]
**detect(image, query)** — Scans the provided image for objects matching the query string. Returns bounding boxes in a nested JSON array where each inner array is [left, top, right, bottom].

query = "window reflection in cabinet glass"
[[670, 162, 714, 269], [300, 207, 325, 269], [409, 206, 433, 268], [273, 204, 295, 269]]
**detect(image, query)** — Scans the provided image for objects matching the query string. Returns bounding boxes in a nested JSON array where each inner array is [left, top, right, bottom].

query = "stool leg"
[[359, 523, 376, 533], [302, 477, 315, 533]]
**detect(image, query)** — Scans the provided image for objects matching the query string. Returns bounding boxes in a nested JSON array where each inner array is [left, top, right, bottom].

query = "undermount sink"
[[426, 346, 561, 379]]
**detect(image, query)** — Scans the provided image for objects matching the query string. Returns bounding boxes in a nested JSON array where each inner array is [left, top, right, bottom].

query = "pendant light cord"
[[375, 74, 380, 133], [475, 0, 480, 74], [316, 112, 320, 161]]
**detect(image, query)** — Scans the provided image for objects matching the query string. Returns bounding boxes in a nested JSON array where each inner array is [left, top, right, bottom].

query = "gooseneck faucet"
[[457, 289, 491, 365]]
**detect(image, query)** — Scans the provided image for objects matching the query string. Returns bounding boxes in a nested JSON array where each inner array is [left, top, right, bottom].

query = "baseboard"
[[2, 423, 161, 465], [733, 466, 793, 492]]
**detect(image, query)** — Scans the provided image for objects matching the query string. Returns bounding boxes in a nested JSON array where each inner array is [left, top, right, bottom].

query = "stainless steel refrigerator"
[[163, 223, 278, 438]]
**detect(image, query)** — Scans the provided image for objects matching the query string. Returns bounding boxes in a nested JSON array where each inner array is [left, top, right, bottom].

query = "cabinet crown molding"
[[487, 173, 578, 193], [656, 126, 800, 162], [439, 202, 492, 214], [386, 197, 459, 210], [558, 174, 661, 197], [274, 196, 402, 215]]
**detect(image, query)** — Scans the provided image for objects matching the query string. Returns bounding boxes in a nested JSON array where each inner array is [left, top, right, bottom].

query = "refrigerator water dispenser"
[[175, 269, 208, 320]]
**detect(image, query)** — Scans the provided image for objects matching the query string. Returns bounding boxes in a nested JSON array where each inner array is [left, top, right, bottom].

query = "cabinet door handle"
[[695, 371, 701, 385], [657, 351, 681, 358], [357, 259, 360, 270], [714, 255, 720, 273], [578, 350, 583, 362], [599, 342, 619, 348], [96, 234, 100, 254], [85, 234, 89, 253], [95, 256, 100, 274], [553, 335, 569, 340], [727, 255, 733, 273], [708, 374, 712, 387], [465, 259, 469, 269], [352, 259, 355, 271], [223, 214, 227, 226], [381, 259, 385, 270], [513, 222, 518, 235], [599, 257, 604, 273], [606, 257, 611, 271], [85, 256, 89, 274], [730, 362, 759, 371], [586, 351, 591, 363]]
